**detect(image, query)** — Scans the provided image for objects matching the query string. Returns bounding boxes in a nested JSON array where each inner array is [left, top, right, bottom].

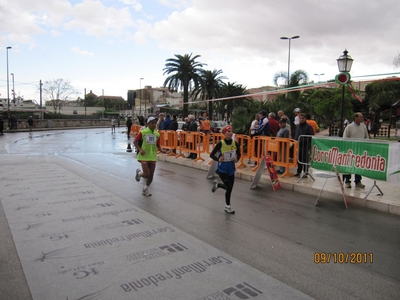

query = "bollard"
[[126, 142, 133, 152]]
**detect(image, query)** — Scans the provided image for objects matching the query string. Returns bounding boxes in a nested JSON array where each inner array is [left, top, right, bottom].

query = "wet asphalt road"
[[1, 128, 400, 300]]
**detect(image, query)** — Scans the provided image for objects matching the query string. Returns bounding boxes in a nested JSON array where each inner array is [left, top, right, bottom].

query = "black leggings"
[[217, 172, 235, 206]]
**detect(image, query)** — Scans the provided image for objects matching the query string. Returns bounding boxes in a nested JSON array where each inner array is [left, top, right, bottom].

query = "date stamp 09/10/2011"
[[314, 252, 373, 264]]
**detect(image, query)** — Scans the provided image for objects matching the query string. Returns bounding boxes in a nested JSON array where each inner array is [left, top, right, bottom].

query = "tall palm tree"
[[272, 69, 309, 108], [273, 69, 309, 88], [192, 69, 227, 119], [220, 82, 250, 121], [163, 54, 205, 117]]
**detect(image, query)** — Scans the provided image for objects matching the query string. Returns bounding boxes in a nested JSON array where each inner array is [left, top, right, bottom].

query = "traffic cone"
[[126, 142, 133, 152]]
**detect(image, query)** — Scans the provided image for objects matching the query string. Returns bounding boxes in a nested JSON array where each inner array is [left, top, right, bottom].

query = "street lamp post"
[[6, 46, 12, 113], [314, 73, 324, 82], [336, 49, 354, 137], [139, 78, 144, 116], [280, 36, 300, 86], [11, 73, 15, 105]]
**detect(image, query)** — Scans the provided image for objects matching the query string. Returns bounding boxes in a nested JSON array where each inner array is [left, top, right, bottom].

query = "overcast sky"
[[1, 0, 399, 101]]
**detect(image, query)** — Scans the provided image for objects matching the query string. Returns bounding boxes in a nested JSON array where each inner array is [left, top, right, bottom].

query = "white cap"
[[147, 116, 156, 123], [293, 108, 301, 113]]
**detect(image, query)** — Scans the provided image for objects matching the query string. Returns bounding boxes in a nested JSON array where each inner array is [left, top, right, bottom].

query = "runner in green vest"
[[133, 116, 166, 196]]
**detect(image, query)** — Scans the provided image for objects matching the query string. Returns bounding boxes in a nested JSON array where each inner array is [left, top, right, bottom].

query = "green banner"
[[311, 139, 389, 181]]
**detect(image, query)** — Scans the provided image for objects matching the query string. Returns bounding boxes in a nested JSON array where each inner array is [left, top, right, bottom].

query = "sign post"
[[250, 156, 281, 191]]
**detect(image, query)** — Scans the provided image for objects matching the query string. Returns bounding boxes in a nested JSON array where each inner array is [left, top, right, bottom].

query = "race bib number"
[[146, 134, 156, 145], [224, 150, 236, 162]]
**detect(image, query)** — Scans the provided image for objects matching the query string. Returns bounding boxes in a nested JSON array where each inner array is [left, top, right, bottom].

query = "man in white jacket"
[[342, 112, 369, 188]]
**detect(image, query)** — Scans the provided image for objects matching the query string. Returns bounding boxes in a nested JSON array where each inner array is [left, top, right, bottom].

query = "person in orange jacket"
[[306, 114, 319, 134]]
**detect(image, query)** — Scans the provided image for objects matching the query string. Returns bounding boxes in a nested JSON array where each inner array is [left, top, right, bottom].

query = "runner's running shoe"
[[224, 205, 235, 214], [142, 188, 152, 196], [135, 168, 141, 182], [211, 180, 219, 193]]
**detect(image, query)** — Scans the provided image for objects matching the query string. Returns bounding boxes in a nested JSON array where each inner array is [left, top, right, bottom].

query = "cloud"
[[119, 0, 142, 11], [65, 0, 136, 38], [71, 46, 94, 56]]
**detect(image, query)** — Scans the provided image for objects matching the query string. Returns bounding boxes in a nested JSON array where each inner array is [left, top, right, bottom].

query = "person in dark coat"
[[126, 116, 133, 139], [170, 115, 178, 131], [0, 116, 4, 135], [160, 114, 172, 130], [294, 113, 314, 176], [187, 115, 198, 159]]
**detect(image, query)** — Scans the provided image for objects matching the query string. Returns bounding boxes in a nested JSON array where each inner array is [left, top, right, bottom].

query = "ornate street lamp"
[[336, 49, 354, 137], [280, 36, 300, 86]]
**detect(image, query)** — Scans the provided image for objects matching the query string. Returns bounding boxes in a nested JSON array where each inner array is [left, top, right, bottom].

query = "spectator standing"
[[254, 110, 269, 158], [255, 110, 269, 136], [276, 118, 290, 174], [201, 117, 211, 134], [170, 115, 178, 131], [134, 116, 167, 196], [344, 117, 350, 127], [342, 112, 369, 188], [187, 115, 198, 159], [10, 115, 18, 130], [364, 118, 372, 138], [126, 116, 133, 139], [137, 116, 144, 126], [306, 114, 319, 134], [170, 115, 179, 153], [111, 117, 116, 133], [278, 110, 291, 136], [156, 113, 165, 131], [268, 112, 280, 137], [294, 113, 314, 177], [117, 117, 120, 127], [0, 116, 4, 135], [293, 108, 301, 127], [181, 117, 190, 131], [12, 115, 17, 130], [210, 125, 241, 214], [160, 114, 172, 130], [27, 116, 34, 135], [249, 113, 260, 165]]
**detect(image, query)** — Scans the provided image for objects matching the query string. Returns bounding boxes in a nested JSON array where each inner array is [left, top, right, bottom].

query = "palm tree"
[[192, 69, 227, 119], [163, 54, 205, 117], [273, 69, 309, 88], [220, 82, 250, 121], [272, 69, 310, 110]]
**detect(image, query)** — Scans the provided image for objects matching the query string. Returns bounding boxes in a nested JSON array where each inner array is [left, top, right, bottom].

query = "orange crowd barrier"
[[235, 134, 252, 169], [141, 128, 298, 173], [250, 136, 297, 177], [129, 124, 142, 138], [158, 130, 178, 156], [175, 131, 206, 162]]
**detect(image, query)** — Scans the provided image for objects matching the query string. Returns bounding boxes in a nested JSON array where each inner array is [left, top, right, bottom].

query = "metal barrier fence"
[[250, 136, 297, 177], [296, 135, 314, 181], [374, 125, 391, 138], [129, 127, 299, 177], [329, 125, 340, 136]]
